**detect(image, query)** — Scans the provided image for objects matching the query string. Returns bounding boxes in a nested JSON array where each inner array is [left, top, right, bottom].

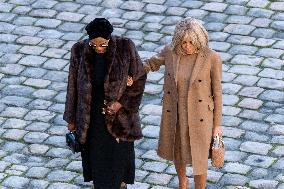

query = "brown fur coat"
[[63, 36, 146, 144]]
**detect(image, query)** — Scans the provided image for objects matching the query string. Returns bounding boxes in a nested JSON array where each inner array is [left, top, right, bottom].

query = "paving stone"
[[222, 72, 237, 82], [0, 33, 17, 43], [222, 83, 242, 95], [2, 176, 30, 188], [142, 161, 168, 173], [145, 4, 167, 14], [31, 0, 57, 8], [38, 39, 64, 48], [233, 75, 259, 86], [229, 65, 261, 75], [45, 158, 69, 168], [143, 0, 165, 4], [0, 53, 23, 64], [238, 87, 264, 98], [251, 18, 272, 28], [53, 2, 81, 11], [238, 98, 263, 109], [2, 85, 35, 96], [101, 8, 124, 18], [13, 25, 41, 36], [221, 173, 248, 185], [142, 125, 160, 138], [2, 141, 25, 152], [272, 158, 284, 170], [0, 3, 15, 12], [120, 1, 145, 11], [223, 137, 242, 151], [16, 36, 42, 45], [29, 9, 57, 18], [251, 28, 276, 38], [0, 22, 15, 33], [258, 68, 284, 80], [205, 12, 228, 23], [26, 167, 50, 178], [46, 147, 73, 158], [0, 44, 21, 53], [66, 161, 82, 172], [144, 32, 163, 42], [201, 2, 227, 12], [0, 64, 25, 75], [128, 182, 150, 189], [224, 162, 251, 174], [257, 78, 284, 90], [225, 150, 247, 162], [269, 124, 284, 135], [24, 110, 55, 122], [44, 136, 66, 147], [225, 5, 248, 15], [35, 19, 61, 28], [43, 71, 68, 82], [13, 6, 32, 15], [250, 168, 268, 179], [231, 55, 262, 66], [29, 144, 49, 154], [28, 99, 53, 110], [144, 84, 163, 95], [19, 46, 46, 55], [26, 122, 50, 132], [240, 120, 269, 132], [272, 146, 284, 157], [19, 55, 47, 67], [270, 2, 284, 11], [240, 141, 272, 155], [222, 116, 242, 127], [265, 114, 284, 124], [209, 32, 230, 42], [209, 42, 231, 52], [41, 48, 68, 58], [23, 131, 49, 143], [47, 170, 77, 182], [226, 15, 252, 24], [239, 110, 265, 121], [229, 45, 258, 55], [222, 105, 241, 116], [0, 107, 28, 118], [122, 11, 145, 21], [77, 5, 102, 15], [2, 129, 27, 140], [224, 24, 255, 35], [24, 78, 51, 88], [257, 48, 284, 58], [166, 7, 187, 16], [37, 30, 64, 39], [47, 182, 80, 189], [21, 67, 46, 79], [29, 179, 49, 189], [2, 118, 28, 129], [185, 9, 208, 19], [223, 94, 239, 105], [262, 58, 284, 69], [249, 179, 278, 189], [145, 172, 172, 185], [244, 131, 269, 142]]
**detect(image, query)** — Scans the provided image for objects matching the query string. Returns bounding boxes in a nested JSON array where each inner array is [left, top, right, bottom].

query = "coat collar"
[[83, 36, 117, 82], [171, 47, 209, 87]]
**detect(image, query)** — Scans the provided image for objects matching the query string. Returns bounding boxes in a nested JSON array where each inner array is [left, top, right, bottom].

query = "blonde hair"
[[171, 17, 209, 55]]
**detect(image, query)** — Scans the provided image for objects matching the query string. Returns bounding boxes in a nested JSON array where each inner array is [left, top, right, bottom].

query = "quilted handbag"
[[211, 133, 225, 168]]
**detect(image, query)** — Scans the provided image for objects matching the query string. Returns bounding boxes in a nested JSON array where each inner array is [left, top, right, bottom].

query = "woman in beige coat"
[[143, 18, 223, 189]]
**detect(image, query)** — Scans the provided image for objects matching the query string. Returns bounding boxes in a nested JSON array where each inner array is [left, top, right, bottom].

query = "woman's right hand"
[[68, 123, 76, 131]]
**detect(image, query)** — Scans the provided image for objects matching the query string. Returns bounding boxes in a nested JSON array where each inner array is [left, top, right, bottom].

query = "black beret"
[[85, 18, 113, 40]]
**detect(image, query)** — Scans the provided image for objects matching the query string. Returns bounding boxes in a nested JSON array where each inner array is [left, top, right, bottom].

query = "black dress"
[[81, 53, 135, 189]]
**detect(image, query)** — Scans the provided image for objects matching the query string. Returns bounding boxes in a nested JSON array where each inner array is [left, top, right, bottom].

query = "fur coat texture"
[[144, 45, 223, 175], [63, 36, 147, 144]]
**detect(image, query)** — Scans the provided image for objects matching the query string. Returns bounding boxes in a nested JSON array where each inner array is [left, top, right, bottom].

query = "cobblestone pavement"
[[0, 0, 283, 188]]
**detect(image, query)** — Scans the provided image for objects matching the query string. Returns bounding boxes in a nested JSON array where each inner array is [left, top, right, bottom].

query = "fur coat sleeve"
[[63, 44, 79, 124], [118, 40, 147, 113]]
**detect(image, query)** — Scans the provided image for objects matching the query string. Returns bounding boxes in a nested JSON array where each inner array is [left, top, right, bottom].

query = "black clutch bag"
[[66, 131, 81, 153]]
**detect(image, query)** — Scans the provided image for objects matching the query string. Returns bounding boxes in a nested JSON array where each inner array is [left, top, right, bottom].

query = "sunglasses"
[[89, 42, 108, 49]]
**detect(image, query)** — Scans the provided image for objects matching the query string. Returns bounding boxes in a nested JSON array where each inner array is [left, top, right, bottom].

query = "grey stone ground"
[[0, 0, 283, 188]]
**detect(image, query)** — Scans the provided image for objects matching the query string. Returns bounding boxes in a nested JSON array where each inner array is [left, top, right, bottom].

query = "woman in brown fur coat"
[[143, 18, 223, 189], [63, 18, 146, 189]]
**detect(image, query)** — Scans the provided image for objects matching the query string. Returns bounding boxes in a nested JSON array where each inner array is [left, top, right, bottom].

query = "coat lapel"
[[188, 48, 208, 87]]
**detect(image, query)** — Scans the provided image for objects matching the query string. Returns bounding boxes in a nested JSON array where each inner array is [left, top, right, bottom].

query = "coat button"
[[199, 99, 202, 102], [168, 73, 170, 76], [167, 110, 170, 112], [167, 91, 170, 94], [200, 119, 203, 122], [198, 80, 202, 82]]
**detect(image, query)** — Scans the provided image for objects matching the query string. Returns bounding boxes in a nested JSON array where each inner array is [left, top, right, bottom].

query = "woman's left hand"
[[212, 127, 223, 137], [107, 101, 122, 115]]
